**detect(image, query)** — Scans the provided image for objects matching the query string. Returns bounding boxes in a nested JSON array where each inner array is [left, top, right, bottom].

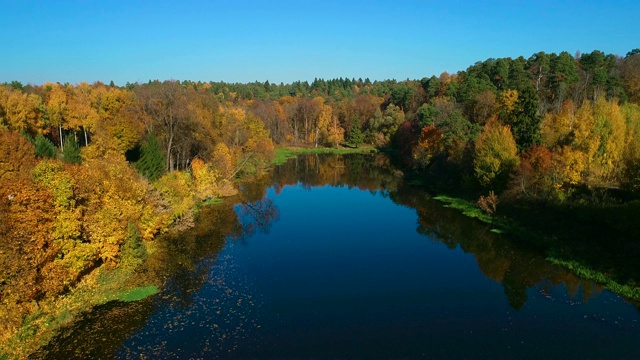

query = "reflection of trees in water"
[[39, 182, 283, 358], [32, 298, 157, 359], [271, 154, 402, 193], [390, 182, 605, 310], [273, 155, 607, 311], [235, 198, 280, 240]]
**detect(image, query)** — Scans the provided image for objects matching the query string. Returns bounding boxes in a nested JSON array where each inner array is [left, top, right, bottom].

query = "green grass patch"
[[273, 148, 298, 165], [433, 195, 494, 224], [273, 146, 378, 165], [547, 256, 640, 301], [433, 195, 512, 234], [113, 285, 159, 303], [202, 198, 223, 206]]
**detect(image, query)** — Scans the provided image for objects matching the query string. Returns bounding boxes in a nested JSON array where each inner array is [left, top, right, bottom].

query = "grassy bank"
[[273, 145, 378, 165], [1, 266, 159, 359], [432, 194, 640, 302], [547, 256, 640, 300]]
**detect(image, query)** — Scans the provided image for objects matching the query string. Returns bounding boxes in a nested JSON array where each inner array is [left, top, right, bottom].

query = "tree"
[[1, 87, 46, 136], [506, 146, 556, 200], [0, 130, 37, 177], [135, 80, 192, 171], [622, 53, 640, 104], [45, 83, 69, 150], [509, 86, 542, 152], [325, 114, 344, 148], [412, 125, 444, 169], [347, 119, 364, 147], [622, 103, 640, 193], [66, 82, 98, 146], [474, 122, 520, 190], [540, 100, 576, 149], [550, 52, 578, 110], [472, 90, 497, 125], [136, 133, 166, 181], [368, 104, 405, 146], [35, 133, 57, 159], [62, 135, 82, 164]]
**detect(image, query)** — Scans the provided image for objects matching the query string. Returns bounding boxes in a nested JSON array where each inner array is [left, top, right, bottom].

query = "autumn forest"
[[2, 48, 640, 356]]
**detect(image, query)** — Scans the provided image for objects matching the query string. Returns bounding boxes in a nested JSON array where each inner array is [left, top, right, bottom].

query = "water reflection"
[[36, 154, 640, 359], [272, 154, 616, 311], [35, 185, 280, 359]]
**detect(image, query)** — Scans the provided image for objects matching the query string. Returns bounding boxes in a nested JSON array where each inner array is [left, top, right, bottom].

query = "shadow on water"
[[35, 154, 640, 358]]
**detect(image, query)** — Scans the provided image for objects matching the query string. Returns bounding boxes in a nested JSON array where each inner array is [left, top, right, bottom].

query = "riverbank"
[[1, 263, 160, 359], [0, 196, 227, 359], [432, 193, 640, 302]]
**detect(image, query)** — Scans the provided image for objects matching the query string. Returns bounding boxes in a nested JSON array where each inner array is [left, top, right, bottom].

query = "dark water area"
[[38, 154, 640, 359]]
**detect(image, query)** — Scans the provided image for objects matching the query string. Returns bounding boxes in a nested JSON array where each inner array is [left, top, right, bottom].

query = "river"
[[36, 154, 640, 359]]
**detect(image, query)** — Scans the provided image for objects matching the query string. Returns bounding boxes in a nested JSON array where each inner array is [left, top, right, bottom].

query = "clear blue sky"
[[1, 0, 637, 85]]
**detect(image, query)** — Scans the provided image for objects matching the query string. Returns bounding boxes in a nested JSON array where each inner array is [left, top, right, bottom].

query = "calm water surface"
[[40, 155, 640, 359]]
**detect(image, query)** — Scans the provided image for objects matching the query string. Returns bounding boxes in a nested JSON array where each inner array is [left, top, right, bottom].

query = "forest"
[[1, 48, 640, 355]]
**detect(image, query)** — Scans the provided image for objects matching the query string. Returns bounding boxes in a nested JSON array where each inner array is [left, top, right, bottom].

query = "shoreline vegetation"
[[432, 193, 640, 302], [2, 47, 640, 357]]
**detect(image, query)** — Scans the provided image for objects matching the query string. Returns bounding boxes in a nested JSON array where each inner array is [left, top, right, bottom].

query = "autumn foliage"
[[1, 47, 640, 354]]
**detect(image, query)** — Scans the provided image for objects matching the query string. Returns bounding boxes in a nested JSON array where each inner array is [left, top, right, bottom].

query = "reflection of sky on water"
[[115, 184, 640, 358]]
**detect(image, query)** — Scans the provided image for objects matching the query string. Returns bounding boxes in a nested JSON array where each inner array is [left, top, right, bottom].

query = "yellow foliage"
[[326, 116, 345, 148], [154, 171, 195, 224], [594, 98, 626, 181], [1, 88, 46, 135], [556, 146, 587, 186], [45, 83, 69, 129], [211, 142, 235, 179], [541, 100, 576, 148], [572, 101, 599, 159], [67, 82, 99, 135], [498, 89, 518, 116], [191, 157, 219, 201], [0, 129, 37, 178], [73, 156, 161, 261], [474, 123, 520, 189]]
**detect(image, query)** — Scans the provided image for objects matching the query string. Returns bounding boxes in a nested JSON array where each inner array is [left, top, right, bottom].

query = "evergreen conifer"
[[135, 133, 166, 181], [62, 135, 82, 164], [34, 133, 57, 159]]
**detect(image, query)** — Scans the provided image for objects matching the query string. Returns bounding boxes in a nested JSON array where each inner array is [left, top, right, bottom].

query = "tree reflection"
[[274, 154, 610, 311], [235, 198, 280, 240]]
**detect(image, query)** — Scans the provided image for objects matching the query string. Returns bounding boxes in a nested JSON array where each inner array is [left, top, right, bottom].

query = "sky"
[[1, 0, 638, 86]]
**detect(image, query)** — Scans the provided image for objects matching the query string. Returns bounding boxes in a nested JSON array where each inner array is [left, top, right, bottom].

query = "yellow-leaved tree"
[[474, 121, 520, 191]]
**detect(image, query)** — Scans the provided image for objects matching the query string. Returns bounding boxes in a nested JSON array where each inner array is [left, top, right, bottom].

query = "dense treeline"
[[208, 48, 640, 201], [1, 47, 640, 355]]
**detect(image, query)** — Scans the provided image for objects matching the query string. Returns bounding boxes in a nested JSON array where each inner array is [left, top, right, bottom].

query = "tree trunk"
[[59, 124, 64, 150], [167, 134, 173, 172]]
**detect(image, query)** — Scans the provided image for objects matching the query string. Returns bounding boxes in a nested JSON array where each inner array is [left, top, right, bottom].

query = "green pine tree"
[[34, 133, 57, 159], [62, 135, 82, 164], [510, 86, 542, 152], [135, 133, 166, 181], [348, 119, 364, 148]]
